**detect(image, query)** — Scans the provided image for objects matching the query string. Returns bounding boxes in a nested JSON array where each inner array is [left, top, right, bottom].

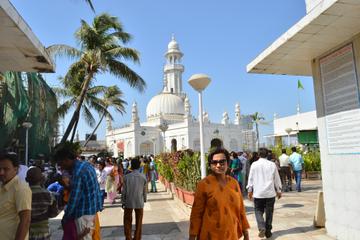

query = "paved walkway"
[[50, 180, 334, 239]]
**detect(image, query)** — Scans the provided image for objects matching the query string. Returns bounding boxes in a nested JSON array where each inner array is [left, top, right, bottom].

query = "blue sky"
[[11, 0, 315, 141]]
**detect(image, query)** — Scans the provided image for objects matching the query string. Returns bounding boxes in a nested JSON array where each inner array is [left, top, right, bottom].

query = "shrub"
[[303, 150, 321, 172]]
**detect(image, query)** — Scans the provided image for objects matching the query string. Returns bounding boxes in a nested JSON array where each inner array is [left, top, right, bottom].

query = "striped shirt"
[[29, 185, 58, 238], [64, 160, 103, 220]]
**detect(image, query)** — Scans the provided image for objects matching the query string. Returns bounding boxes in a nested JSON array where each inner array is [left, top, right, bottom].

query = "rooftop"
[[247, 0, 360, 76], [0, 0, 54, 72]]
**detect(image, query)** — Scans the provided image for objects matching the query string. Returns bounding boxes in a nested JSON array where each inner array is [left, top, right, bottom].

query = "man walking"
[[279, 149, 292, 191], [54, 144, 103, 240], [289, 147, 304, 192], [122, 158, 147, 240], [247, 148, 282, 238], [0, 152, 32, 240]]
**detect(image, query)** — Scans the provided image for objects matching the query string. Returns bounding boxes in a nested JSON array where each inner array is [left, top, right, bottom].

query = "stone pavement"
[[50, 180, 335, 239]]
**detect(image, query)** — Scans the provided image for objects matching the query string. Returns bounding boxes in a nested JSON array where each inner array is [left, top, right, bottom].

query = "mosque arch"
[[229, 139, 238, 151], [140, 141, 154, 156], [210, 138, 223, 149], [193, 139, 200, 151], [171, 139, 177, 152]]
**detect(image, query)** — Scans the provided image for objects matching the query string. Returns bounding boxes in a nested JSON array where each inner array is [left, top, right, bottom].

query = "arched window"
[[171, 139, 177, 152]]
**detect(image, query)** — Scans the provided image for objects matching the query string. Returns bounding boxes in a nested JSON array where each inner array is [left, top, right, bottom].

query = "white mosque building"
[[106, 37, 256, 158]]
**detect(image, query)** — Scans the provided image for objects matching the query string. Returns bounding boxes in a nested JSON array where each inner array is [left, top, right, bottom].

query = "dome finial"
[[172, 33, 175, 41]]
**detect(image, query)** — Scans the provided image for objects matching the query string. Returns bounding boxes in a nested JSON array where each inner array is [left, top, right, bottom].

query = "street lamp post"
[[285, 128, 293, 146], [159, 120, 168, 153], [22, 122, 32, 166], [188, 74, 211, 179]]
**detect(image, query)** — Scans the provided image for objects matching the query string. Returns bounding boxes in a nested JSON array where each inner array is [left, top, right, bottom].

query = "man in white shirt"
[[247, 148, 282, 239], [278, 149, 292, 192]]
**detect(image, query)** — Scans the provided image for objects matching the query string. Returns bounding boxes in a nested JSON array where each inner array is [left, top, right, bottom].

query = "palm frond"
[[52, 87, 73, 98], [57, 99, 75, 118], [107, 59, 146, 92], [106, 47, 140, 63], [84, 0, 95, 12], [47, 44, 81, 62], [93, 14, 124, 33], [87, 85, 107, 95], [82, 105, 96, 127], [109, 31, 131, 44]]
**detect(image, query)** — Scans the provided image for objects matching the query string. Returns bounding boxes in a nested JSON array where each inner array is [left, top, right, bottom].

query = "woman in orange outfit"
[[189, 148, 250, 240]]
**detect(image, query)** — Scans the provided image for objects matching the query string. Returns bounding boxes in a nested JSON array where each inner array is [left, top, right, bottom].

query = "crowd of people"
[[0, 145, 158, 240], [0, 145, 304, 240]]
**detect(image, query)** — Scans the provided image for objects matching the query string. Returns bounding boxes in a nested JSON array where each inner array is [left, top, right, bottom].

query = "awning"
[[0, 0, 54, 73], [247, 0, 360, 76]]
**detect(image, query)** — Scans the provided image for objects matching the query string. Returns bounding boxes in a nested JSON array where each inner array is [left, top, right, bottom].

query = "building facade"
[[247, 1, 360, 239], [106, 37, 255, 157]]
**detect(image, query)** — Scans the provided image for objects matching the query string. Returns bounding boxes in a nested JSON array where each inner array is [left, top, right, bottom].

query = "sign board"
[[320, 44, 360, 154]]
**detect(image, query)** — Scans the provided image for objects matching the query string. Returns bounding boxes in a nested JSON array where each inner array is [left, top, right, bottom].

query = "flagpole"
[[297, 87, 300, 114]]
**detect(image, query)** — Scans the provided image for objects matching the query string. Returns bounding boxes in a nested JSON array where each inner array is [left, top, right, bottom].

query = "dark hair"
[[291, 147, 297, 152], [131, 158, 141, 170], [53, 143, 76, 162], [98, 161, 106, 169], [282, 149, 287, 154], [208, 148, 230, 166], [230, 151, 238, 159], [259, 148, 268, 158], [0, 152, 19, 167]]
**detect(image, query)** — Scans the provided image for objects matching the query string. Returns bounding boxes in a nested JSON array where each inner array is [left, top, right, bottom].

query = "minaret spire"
[[164, 35, 184, 96]]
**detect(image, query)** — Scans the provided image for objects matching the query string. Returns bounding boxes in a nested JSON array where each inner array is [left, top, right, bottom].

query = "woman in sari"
[[189, 148, 250, 240]]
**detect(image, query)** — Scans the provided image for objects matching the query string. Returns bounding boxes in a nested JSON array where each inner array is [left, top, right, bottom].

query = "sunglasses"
[[210, 159, 227, 165]]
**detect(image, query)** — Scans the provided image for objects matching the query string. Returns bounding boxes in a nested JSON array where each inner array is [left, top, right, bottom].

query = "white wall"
[[274, 111, 317, 136], [312, 34, 360, 240]]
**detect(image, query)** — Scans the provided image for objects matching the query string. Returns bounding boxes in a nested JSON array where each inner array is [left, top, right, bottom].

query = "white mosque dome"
[[146, 93, 185, 119]]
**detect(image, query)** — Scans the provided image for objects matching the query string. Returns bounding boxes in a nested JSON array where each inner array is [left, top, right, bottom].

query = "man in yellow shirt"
[[0, 152, 32, 240]]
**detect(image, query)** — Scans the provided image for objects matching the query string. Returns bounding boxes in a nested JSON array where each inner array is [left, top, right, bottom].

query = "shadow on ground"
[[271, 225, 319, 239], [101, 221, 186, 238]]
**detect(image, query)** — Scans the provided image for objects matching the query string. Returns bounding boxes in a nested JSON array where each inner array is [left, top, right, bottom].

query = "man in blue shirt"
[[289, 147, 304, 192], [54, 143, 103, 240]]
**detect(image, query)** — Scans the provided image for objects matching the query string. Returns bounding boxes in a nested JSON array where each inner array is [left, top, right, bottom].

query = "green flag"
[[297, 79, 304, 90]]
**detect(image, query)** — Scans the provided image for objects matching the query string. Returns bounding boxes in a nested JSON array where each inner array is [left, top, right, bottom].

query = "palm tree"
[[53, 77, 110, 142], [48, 13, 145, 143], [250, 112, 265, 150], [83, 85, 126, 147]]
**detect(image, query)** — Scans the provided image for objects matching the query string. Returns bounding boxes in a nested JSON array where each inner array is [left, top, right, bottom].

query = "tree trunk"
[[83, 112, 106, 147], [60, 71, 94, 143], [70, 115, 79, 142]]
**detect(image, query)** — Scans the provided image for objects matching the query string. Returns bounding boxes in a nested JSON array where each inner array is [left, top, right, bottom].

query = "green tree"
[[83, 85, 126, 147], [53, 78, 110, 142], [48, 13, 145, 143], [250, 112, 266, 150]]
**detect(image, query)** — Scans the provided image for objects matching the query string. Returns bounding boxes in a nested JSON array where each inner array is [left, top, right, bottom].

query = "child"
[[60, 171, 101, 240], [26, 167, 59, 240]]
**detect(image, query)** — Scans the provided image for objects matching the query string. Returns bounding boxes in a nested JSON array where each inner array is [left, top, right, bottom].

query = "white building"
[[106, 37, 255, 157], [267, 111, 318, 146], [247, 0, 360, 239]]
